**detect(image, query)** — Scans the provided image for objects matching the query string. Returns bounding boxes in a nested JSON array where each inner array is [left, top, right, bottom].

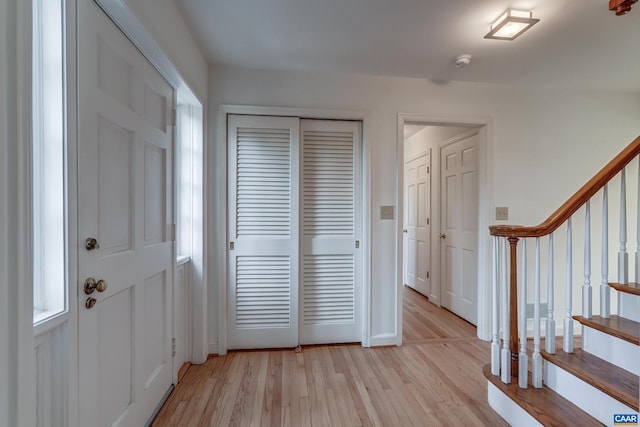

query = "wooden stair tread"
[[572, 315, 640, 345], [483, 364, 603, 426], [541, 348, 639, 411], [609, 282, 640, 296]]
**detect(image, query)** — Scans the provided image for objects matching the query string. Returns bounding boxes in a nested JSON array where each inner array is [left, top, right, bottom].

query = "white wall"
[[404, 126, 468, 161], [0, 3, 17, 424], [1, 0, 35, 425], [123, 0, 208, 101], [208, 64, 640, 347]]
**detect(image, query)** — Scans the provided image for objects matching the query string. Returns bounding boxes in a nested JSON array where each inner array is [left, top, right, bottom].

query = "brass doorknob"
[[85, 297, 97, 309], [85, 237, 99, 251], [403, 229, 408, 233], [440, 233, 446, 239], [84, 277, 108, 294]]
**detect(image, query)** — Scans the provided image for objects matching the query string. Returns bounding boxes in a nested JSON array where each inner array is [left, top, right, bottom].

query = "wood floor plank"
[[151, 286, 508, 427]]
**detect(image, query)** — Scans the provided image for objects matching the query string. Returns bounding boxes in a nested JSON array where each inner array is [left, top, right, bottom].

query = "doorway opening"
[[399, 119, 489, 341]]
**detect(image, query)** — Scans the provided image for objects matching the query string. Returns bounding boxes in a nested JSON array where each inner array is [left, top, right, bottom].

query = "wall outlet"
[[380, 205, 394, 220], [496, 207, 509, 221]]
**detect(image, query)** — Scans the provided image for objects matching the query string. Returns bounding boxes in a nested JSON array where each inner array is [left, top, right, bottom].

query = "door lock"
[[85, 237, 99, 251], [84, 277, 108, 294], [85, 297, 97, 309]]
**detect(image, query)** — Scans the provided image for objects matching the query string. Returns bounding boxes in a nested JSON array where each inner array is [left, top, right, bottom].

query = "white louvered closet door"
[[227, 115, 299, 349], [300, 120, 362, 345]]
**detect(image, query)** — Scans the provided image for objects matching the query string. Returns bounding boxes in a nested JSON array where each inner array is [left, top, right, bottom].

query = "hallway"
[[152, 286, 506, 426]]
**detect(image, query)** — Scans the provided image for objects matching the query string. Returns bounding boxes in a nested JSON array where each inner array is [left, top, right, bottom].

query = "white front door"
[[440, 132, 478, 324], [403, 153, 431, 297], [77, 1, 175, 425]]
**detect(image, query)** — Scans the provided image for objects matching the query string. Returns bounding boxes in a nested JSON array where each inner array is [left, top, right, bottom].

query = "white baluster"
[[519, 240, 528, 388], [583, 201, 592, 319], [636, 158, 640, 283], [546, 234, 556, 354], [601, 185, 610, 318], [501, 238, 511, 383], [619, 169, 629, 284], [532, 237, 542, 388], [564, 218, 574, 353], [491, 236, 500, 376]]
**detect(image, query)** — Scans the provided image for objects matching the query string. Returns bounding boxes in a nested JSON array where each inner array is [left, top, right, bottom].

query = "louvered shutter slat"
[[303, 130, 355, 236], [303, 255, 355, 324], [236, 126, 291, 237]]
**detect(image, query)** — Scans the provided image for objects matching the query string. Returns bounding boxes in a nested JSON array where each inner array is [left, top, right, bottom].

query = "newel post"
[[508, 236, 520, 377]]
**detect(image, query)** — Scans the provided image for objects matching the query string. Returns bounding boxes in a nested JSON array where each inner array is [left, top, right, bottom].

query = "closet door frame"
[[216, 105, 372, 355]]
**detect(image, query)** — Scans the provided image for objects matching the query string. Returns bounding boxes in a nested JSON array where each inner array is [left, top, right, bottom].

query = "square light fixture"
[[484, 9, 540, 41]]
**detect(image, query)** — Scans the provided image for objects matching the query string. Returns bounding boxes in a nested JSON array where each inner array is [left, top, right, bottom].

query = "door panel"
[[403, 154, 431, 296], [227, 115, 299, 349], [440, 133, 478, 324], [300, 120, 361, 345], [78, 1, 174, 425], [227, 117, 362, 348], [96, 289, 133, 426]]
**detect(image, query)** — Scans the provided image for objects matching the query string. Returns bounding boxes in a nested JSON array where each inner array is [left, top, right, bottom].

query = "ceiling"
[[176, 0, 640, 91]]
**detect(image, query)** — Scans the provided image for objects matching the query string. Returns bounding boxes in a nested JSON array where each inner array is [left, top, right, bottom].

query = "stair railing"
[[489, 135, 640, 388]]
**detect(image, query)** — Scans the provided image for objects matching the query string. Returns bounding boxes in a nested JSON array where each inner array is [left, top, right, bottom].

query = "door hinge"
[[170, 224, 176, 242], [355, 240, 360, 249], [230, 241, 235, 250], [427, 218, 430, 225], [171, 108, 177, 127], [172, 338, 176, 357], [427, 166, 430, 174], [426, 271, 430, 279]]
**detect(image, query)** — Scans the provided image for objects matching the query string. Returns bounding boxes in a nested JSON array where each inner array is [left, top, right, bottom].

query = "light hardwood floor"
[[152, 286, 507, 426]]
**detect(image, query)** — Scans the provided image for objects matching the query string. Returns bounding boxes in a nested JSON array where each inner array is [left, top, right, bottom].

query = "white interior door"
[[227, 115, 300, 349], [299, 119, 362, 345], [77, 1, 175, 425], [403, 153, 431, 297], [440, 132, 478, 324]]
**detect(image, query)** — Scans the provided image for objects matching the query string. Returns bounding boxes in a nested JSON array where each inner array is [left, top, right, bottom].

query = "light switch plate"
[[496, 207, 509, 221], [380, 205, 394, 220]]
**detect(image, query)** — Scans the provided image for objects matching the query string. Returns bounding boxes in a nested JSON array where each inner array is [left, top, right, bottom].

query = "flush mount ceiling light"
[[484, 9, 540, 41]]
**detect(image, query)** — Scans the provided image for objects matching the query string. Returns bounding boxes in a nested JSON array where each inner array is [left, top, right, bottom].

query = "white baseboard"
[[208, 342, 219, 357], [369, 333, 400, 347]]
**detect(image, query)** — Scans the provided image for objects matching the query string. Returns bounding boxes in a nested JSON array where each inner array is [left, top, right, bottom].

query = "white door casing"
[[227, 115, 362, 349], [403, 153, 431, 297], [300, 119, 362, 345], [440, 132, 479, 325], [227, 115, 300, 350], [77, 1, 174, 425]]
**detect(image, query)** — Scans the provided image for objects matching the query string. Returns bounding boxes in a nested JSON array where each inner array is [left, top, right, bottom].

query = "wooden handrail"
[[490, 135, 640, 238]]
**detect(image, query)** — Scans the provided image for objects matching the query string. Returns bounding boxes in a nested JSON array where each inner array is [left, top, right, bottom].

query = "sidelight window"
[[32, 0, 67, 324]]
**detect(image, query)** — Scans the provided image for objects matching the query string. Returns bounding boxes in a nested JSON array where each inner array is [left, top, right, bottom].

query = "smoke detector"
[[455, 54, 472, 68]]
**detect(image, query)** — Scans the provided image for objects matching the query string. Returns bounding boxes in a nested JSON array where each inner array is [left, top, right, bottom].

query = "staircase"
[[485, 136, 640, 427]]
